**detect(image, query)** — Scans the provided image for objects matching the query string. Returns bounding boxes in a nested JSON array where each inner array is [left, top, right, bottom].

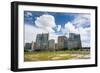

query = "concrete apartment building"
[[58, 36, 68, 50], [67, 33, 82, 49], [48, 39, 55, 51], [31, 33, 82, 51], [35, 33, 49, 51]]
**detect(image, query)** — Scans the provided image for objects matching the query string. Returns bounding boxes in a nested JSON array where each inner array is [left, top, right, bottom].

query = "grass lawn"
[[24, 50, 90, 62]]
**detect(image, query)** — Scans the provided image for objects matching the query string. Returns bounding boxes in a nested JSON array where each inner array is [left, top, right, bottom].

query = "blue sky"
[[24, 11, 90, 27], [24, 11, 91, 47], [24, 11, 74, 25]]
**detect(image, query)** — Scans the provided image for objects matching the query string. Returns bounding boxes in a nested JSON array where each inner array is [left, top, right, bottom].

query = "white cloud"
[[25, 24, 48, 43], [25, 14, 57, 43], [25, 12, 32, 16], [79, 27, 90, 47], [25, 25, 35, 43], [57, 25, 61, 31], [25, 14, 90, 47], [35, 14, 56, 33], [63, 21, 90, 47], [72, 14, 90, 28], [49, 33, 59, 43], [71, 14, 91, 47], [25, 24, 59, 44], [65, 22, 79, 34]]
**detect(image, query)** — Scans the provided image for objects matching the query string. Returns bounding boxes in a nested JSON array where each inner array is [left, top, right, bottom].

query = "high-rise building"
[[35, 33, 49, 51], [67, 33, 82, 49], [41, 33, 49, 50], [35, 34, 42, 50], [58, 36, 68, 50], [55, 43, 58, 51], [32, 33, 82, 51], [48, 39, 55, 51]]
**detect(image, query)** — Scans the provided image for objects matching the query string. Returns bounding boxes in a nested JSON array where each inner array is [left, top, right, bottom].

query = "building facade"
[[55, 43, 58, 51], [35, 34, 42, 50], [58, 36, 68, 50], [31, 33, 82, 51], [35, 33, 49, 51], [67, 33, 82, 49], [48, 39, 55, 51], [41, 33, 49, 50]]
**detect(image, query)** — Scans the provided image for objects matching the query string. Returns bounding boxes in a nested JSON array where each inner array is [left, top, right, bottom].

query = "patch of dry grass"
[[24, 50, 90, 62]]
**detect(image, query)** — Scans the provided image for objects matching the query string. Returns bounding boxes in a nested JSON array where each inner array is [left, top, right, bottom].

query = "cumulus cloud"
[[72, 14, 91, 47], [79, 27, 90, 47], [63, 21, 90, 47], [25, 25, 35, 43], [57, 25, 61, 32], [25, 24, 48, 43], [25, 13, 90, 47], [25, 24, 60, 44], [62, 14, 90, 47], [49, 33, 59, 43], [64, 22, 79, 34], [64, 14, 90, 29], [25, 14, 57, 43], [35, 14, 56, 33], [25, 12, 32, 17], [72, 14, 90, 28]]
